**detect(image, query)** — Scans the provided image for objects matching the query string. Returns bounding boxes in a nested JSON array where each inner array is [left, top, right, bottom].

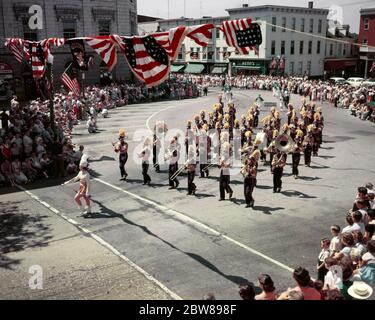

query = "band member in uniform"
[[166, 138, 180, 189], [113, 129, 128, 181], [291, 130, 305, 179], [303, 129, 314, 167], [62, 158, 92, 215], [265, 130, 278, 172], [153, 124, 163, 173], [199, 124, 211, 178], [242, 152, 259, 208], [139, 138, 152, 185], [219, 142, 233, 201], [271, 149, 286, 193], [186, 145, 197, 195]]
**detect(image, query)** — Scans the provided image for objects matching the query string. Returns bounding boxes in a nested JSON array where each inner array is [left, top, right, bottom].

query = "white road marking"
[[94, 178, 294, 273], [17, 185, 182, 300]]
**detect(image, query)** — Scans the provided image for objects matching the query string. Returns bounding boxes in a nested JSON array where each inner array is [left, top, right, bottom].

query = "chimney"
[[308, 1, 313, 9], [243, 4, 248, 8]]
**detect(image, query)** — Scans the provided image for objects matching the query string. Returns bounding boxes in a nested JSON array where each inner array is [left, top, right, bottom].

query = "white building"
[[227, 2, 329, 76], [138, 2, 358, 77]]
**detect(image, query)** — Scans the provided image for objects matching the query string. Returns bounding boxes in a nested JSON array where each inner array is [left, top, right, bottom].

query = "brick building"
[[358, 8, 375, 78], [0, 0, 137, 100]]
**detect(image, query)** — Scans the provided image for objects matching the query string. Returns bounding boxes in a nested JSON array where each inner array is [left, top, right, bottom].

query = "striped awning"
[[170, 65, 185, 73], [184, 63, 205, 74]]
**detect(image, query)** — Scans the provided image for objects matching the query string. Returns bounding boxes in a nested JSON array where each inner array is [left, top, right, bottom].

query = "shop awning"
[[184, 63, 205, 74], [170, 65, 185, 73], [235, 66, 261, 70], [211, 66, 227, 74]]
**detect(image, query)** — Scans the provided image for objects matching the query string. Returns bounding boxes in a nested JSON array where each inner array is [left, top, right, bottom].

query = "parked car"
[[362, 78, 375, 87], [330, 77, 346, 84], [346, 77, 364, 87]]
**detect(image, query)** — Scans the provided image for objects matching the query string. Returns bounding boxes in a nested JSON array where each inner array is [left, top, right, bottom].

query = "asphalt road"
[[5, 89, 375, 299]]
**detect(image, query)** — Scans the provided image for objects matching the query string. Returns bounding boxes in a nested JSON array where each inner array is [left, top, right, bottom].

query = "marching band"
[[64, 91, 325, 214]]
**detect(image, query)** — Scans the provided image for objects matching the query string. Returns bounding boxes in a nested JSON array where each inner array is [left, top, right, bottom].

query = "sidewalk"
[[0, 191, 172, 300]]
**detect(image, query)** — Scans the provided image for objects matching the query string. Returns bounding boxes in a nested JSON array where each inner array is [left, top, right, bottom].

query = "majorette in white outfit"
[[62, 155, 92, 215]]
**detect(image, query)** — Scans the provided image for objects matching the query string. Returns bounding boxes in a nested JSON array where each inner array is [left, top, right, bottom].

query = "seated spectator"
[[238, 283, 255, 300], [352, 211, 365, 234], [87, 116, 98, 133], [291, 266, 321, 300], [255, 274, 276, 300], [40, 153, 52, 177], [1, 158, 15, 186], [22, 157, 38, 182], [11, 157, 28, 184]]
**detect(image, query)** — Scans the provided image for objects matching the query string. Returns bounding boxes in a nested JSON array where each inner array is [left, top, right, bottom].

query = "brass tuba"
[[275, 134, 295, 153]]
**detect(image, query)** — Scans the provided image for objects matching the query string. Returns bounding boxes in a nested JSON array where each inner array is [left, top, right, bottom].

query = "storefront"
[[230, 59, 269, 76], [324, 58, 358, 78]]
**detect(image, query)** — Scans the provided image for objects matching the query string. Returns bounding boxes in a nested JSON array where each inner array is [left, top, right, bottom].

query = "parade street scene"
[[0, 0, 375, 303]]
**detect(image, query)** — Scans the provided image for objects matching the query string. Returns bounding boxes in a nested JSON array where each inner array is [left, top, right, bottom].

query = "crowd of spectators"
[[0, 77, 205, 187], [203, 182, 375, 300]]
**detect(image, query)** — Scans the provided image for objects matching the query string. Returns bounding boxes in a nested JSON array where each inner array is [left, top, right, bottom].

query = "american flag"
[[121, 35, 169, 87], [4, 38, 29, 63], [61, 63, 81, 96], [152, 26, 187, 60], [8, 38, 64, 79], [221, 19, 262, 54], [186, 24, 215, 47], [85, 35, 123, 71]]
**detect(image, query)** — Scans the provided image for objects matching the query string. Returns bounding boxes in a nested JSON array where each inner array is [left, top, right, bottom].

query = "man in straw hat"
[[347, 281, 373, 300]]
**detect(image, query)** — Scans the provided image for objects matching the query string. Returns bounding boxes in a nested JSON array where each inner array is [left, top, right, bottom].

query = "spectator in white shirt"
[[342, 214, 359, 234], [330, 225, 342, 256], [352, 210, 365, 234]]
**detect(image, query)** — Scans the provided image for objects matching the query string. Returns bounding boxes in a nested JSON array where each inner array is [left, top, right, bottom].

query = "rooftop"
[[226, 4, 329, 14]]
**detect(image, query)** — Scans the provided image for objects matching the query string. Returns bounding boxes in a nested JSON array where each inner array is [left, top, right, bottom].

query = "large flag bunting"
[[221, 18, 262, 54], [121, 35, 170, 87], [5, 20, 264, 86]]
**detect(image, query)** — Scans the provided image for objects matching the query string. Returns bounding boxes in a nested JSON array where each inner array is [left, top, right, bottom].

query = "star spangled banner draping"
[[4, 19, 261, 87]]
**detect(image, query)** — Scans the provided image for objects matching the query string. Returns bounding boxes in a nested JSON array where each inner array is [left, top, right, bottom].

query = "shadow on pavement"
[[88, 198, 257, 288], [281, 190, 317, 199], [0, 201, 52, 270], [252, 206, 284, 215]]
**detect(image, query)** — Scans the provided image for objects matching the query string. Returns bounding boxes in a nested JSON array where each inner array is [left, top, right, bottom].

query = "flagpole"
[[48, 63, 55, 131]]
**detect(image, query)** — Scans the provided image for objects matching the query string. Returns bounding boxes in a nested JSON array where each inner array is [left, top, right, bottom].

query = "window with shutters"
[[272, 17, 276, 32], [301, 18, 305, 32], [290, 41, 295, 55], [308, 41, 312, 54], [317, 41, 321, 54], [282, 17, 286, 32], [299, 41, 304, 54]]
